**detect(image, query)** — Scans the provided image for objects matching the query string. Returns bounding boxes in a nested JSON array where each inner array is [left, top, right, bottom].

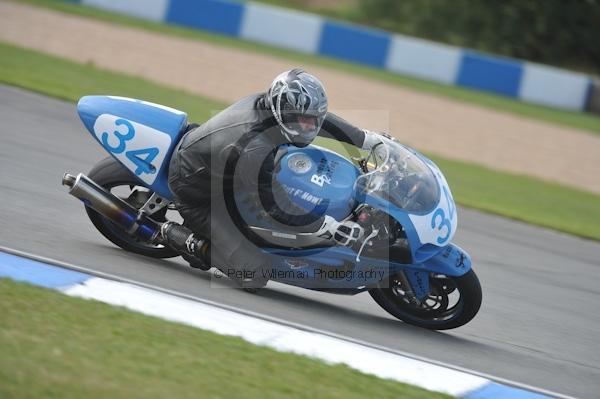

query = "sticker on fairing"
[[93, 114, 172, 185], [408, 163, 458, 246]]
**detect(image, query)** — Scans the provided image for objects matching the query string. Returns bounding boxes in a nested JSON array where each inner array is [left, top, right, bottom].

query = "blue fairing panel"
[[77, 96, 188, 199], [276, 146, 360, 221], [420, 243, 471, 277]]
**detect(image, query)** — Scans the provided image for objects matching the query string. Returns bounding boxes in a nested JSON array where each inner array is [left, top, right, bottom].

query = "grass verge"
[[431, 157, 600, 240], [0, 279, 452, 399], [1, 41, 599, 240], [0, 41, 223, 122], [14, 0, 600, 135]]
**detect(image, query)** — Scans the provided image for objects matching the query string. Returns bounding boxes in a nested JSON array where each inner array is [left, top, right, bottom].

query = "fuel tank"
[[275, 146, 360, 220]]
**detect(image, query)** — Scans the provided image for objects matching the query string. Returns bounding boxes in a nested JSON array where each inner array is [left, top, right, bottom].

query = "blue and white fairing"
[[77, 96, 187, 199], [273, 136, 470, 290], [353, 138, 460, 263]]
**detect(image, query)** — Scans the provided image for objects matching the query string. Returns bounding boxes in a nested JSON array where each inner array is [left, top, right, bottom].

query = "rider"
[[161, 68, 383, 288]]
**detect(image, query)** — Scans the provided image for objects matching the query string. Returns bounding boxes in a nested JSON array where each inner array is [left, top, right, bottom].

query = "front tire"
[[369, 269, 482, 330], [86, 157, 179, 259]]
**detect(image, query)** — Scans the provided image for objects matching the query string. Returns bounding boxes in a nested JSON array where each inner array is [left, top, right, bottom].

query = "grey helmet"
[[266, 69, 328, 147]]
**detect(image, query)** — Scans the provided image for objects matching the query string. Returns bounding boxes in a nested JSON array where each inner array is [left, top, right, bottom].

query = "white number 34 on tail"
[[93, 114, 172, 185]]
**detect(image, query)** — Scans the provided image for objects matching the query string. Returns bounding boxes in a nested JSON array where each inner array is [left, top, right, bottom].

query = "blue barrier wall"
[[318, 21, 390, 68], [456, 52, 524, 98], [80, 0, 592, 112], [166, 0, 244, 36]]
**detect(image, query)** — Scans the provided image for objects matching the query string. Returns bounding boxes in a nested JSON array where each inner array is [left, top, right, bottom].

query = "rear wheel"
[[369, 269, 482, 330], [86, 157, 179, 258]]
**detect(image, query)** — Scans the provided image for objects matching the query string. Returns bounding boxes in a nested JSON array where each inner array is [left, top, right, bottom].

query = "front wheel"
[[369, 269, 482, 330]]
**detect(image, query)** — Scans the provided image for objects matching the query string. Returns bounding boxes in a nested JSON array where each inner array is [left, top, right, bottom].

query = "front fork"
[[389, 270, 427, 305]]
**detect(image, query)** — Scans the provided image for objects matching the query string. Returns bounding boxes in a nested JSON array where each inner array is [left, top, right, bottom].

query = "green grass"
[[14, 0, 600, 135], [1, 41, 599, 240], [0, 279, 452, 399], [0, 40, 224, 123], [430, 156, 600, 239]]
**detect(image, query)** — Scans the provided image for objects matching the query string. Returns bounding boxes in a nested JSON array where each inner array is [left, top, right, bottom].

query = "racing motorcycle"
[[62, 95, 482, 330]]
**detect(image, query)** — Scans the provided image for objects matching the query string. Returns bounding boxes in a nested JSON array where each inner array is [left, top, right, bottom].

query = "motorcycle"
[[63, 95, 482, 330]]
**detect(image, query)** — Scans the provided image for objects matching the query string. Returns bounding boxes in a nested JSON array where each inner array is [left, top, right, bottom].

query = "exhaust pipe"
[[62, 173, 161, 242]]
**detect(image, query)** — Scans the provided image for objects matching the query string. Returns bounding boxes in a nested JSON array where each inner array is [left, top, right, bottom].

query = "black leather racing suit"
[[168, 93, 366, 278]]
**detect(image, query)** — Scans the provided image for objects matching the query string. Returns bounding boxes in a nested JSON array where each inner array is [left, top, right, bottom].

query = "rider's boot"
[[239, 276, 268, 293], [227, 247, 269, 292], [159, 222, 211, 271]]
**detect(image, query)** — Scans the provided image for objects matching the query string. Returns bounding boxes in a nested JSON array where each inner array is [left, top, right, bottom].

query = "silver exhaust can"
[[62, 172, 160, 242]]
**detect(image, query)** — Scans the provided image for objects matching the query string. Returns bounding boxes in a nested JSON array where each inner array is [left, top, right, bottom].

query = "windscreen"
[[354, 137, 439, 213]]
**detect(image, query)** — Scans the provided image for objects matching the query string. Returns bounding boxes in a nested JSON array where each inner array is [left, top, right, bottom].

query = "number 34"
[[430, 187, 455, 244], [101, 118, 159, 176]]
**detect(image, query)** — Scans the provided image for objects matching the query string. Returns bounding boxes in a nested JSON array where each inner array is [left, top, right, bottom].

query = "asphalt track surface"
[[1, 85, 599, 398]]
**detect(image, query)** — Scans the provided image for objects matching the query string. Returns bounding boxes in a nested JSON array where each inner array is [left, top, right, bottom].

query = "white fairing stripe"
[[107, 96, 186, 115], [408, 163, 458, 247]]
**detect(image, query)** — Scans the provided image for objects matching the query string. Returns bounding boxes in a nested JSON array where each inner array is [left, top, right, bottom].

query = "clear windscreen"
[[354, 136, 439, 213]]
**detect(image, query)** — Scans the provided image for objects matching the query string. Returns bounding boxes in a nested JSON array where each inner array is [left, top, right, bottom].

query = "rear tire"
[[369, 269, 482, 330], [86, 156, 179, 259]]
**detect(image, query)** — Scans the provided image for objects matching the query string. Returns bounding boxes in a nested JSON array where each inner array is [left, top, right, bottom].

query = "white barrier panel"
[[519, 63, 590, 111], [82, 0, 169, 22], [386, 34, 462, 84], [240, 3, 323, 54]]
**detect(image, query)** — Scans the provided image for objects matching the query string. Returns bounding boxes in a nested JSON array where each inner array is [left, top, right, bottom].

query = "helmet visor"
[[297, 115, 317, 133], [280, 111, 322, 142]]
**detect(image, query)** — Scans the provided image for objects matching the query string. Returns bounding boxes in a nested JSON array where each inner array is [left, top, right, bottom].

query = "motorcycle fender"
[[419, 243, 472, 277]]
